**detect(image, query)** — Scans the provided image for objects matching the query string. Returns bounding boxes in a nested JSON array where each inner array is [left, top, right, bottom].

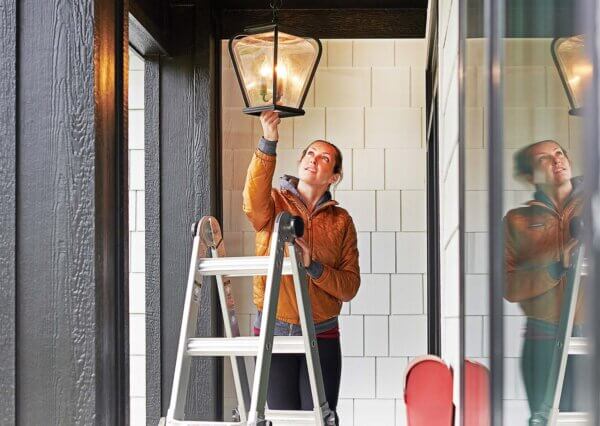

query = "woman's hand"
[[294, 237, 311, 268], [260, 111, 280, 142]]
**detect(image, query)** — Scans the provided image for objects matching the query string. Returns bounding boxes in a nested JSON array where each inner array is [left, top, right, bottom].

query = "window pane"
[[501, 3, 590, 424]]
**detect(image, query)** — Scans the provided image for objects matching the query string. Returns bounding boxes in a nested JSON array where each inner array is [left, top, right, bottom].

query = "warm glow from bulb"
[[573, 63, 593, 77], [569, 75, 581, 85], [259, 63, 271, 77], [276, 63, 288, 78]]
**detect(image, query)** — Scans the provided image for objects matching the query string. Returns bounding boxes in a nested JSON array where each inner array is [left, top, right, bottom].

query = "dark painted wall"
[[145, 55, 163, 424], [6, 0, 128, 423], [0, 0, 16, 422], [141, 2, 221, 423]]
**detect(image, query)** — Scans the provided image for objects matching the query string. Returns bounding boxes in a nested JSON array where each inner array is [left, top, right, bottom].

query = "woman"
[[243, 111, 361, 424], [504, 140, 584, 421]]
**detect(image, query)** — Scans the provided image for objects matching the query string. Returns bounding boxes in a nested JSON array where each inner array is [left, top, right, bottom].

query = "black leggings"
[[267, 338, 341, 424]]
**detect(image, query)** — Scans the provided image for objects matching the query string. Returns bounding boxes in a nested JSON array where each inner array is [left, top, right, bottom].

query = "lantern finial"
[[270, 0, 282, 23]]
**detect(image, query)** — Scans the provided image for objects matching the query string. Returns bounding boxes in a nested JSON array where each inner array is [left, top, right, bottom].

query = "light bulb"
[[276, 63, 288, 78], [259, 63, 271, 78]]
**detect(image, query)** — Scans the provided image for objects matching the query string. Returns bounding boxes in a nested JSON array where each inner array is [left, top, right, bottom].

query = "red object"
[[404, 355, 454, 426], [464, 359, 490, 426]]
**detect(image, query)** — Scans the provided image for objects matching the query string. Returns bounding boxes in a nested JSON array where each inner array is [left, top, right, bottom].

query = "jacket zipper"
[[282, 190, 336, 277], [528, 200, 580, 267]]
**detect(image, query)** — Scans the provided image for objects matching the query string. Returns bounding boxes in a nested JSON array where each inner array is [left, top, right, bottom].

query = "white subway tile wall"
[[128, 48, 146, 426], [221, 39, 427, 425]]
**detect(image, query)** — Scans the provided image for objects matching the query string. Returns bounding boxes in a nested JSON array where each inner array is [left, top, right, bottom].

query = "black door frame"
[[426, 0, 442, 357], [134, 3, 429, 424]]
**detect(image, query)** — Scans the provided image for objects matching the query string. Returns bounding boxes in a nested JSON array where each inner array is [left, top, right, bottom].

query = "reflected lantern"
[[551, 35, 592, 116], [229, 24, 322, 118]]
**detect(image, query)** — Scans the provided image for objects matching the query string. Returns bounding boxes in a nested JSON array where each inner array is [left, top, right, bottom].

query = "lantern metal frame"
[[228, 23, 322, 118], [551, 36, 584, 116]]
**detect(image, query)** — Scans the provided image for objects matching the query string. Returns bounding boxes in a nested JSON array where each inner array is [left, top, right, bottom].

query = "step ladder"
[[530, 244, 589, 426], [164, 212, 336, 426]]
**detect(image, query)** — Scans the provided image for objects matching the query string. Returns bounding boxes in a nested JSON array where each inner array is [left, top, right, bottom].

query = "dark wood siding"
[[141, 3, 221, 421], [14, 0, 127, 423], [0, 0, 17, 423], [145, 55, 163, 425]]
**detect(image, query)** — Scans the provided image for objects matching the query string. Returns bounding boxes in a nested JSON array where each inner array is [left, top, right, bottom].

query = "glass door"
[[460, 0, 598, 424]]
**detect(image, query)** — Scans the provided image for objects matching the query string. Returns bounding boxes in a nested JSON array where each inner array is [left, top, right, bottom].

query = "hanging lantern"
[[228, 20, 322, 118], [551, 35, 592, 116]]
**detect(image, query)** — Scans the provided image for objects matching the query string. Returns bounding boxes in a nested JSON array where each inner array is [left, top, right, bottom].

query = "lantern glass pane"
[[554, 35, 590, 110], [231, 32, 276, 108], [276, 31, 320, 108]]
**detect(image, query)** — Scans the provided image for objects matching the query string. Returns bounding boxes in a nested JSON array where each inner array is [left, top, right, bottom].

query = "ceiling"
[[217, 0, 429, 39], [217, 0, 428, 9]]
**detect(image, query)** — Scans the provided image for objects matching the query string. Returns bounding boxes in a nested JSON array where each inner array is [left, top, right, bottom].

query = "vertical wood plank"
[[157, 3, 220, 420], [18, 1, 97, 422], [187, 1, 221, 419], [0, 0, 16, 422], [145, 55, 162, 425], [16, 0, 127, 423]]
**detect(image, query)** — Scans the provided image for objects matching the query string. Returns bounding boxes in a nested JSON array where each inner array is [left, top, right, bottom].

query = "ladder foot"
[[325, 413, 337, 426]]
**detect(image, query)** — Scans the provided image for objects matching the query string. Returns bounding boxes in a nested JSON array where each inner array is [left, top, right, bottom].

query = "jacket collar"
[[529, 176, 584, 211], [279, 174, 337, 211]]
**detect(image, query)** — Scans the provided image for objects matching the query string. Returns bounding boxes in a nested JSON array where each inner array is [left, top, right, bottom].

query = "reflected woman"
[[504, 140, 584, 422], [243, 111, 361, 425]]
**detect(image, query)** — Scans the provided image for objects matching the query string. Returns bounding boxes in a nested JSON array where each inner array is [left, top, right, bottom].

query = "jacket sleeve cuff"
[[306, 260, 324, 279], [258, 137, 277, 156]]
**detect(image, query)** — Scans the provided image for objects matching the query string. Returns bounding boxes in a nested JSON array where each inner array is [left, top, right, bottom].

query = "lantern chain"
[[270, 0, 282, 23]]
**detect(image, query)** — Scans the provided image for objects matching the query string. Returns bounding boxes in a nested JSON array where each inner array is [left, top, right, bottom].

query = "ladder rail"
[[204, 215, 252, 422], [247, 219, 287, 425], [212, 248, 251, 422], [167, 231, 204, 420], [289, 245, 332, 424], [537, 248, 587, 426]]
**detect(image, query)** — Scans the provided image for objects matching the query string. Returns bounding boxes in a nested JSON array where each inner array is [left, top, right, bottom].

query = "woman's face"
[[528, 141, 572, 187], [298, 141, 339, 187]]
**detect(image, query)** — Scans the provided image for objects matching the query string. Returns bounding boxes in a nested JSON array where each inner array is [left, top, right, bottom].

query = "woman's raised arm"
[[242, 112, 281, 232]]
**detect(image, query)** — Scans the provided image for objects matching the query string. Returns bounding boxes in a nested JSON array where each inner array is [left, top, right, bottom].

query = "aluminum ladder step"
[[265, 409, 320, 425], [164, 420, 242, 426], [555, 412, 589, 425], [197, 256, 294, 277], [186, 336, 306, 357], [568, 337, 588, 355], [163, 409, 318, 426]]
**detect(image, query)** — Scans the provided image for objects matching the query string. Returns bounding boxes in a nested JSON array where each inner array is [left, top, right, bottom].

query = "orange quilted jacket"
[[504, 181, 585, 324], [242, 148, 360, 325]]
